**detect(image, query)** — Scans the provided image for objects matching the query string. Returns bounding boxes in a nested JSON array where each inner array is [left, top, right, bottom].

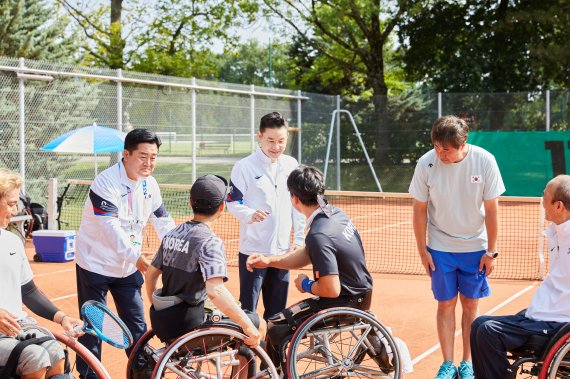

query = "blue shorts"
[[427, 247, 490, 301]]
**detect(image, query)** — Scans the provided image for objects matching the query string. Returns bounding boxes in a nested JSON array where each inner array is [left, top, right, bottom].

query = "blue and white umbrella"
[[41, 123, 126, 174]]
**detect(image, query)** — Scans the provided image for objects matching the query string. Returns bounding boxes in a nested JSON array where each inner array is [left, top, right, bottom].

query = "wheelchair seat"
[[507, 319, 570, 379], [510, 334, 551, 358]]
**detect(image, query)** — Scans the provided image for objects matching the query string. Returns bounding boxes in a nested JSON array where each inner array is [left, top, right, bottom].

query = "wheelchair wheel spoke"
[[151, 328, 279, 379], [288, 309, 402, 378]]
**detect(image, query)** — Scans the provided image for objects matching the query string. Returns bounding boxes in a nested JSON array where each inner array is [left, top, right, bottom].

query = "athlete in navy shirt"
[[246, 165, 373, 372]]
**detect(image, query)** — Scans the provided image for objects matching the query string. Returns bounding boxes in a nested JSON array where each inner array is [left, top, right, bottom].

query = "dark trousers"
[[238, 253, 289, 320], [470, 314, 565, 379], [75, 264, 147, 378]]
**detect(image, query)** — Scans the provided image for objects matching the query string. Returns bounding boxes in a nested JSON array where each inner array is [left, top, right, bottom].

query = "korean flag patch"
[[471, 175, 482, 183]]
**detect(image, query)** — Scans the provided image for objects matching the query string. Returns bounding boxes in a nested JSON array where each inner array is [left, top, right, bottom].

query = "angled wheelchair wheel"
[[541, 331, 570, 379], [287, 307, 402, 379], [127, 329, 165, 379], [152, 326, 279, 379], [52, 330, 111, 379]]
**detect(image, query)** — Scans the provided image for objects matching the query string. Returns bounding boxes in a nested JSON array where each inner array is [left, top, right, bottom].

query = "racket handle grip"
[[65, 324, 84, 337]]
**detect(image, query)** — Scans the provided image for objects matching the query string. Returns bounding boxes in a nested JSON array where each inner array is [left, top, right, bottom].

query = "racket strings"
[[84, 304, 131, 348]]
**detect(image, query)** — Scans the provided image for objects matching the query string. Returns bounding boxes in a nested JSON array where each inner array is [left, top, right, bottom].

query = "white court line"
[[411, 282, 539, 365], [50, 294, 77, 302], [34, 268, 75, 277], [359, 221, 411, 234]]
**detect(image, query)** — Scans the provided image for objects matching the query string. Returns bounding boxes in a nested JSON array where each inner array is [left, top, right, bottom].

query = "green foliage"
[[399, 0, 569, 92], [131, 0, 259, 78], [515, 0, 570, 89], [399, 0, 570, 129], [0, 1, 98, 202], [0, 0, 78, 61], [261, 0, 420, 165], [56, 0, 149, 69], [216, 39, 294, 88]]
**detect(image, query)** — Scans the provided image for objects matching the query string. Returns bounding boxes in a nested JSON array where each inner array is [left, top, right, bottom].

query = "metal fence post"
[[546, 89, 550, 131], [47, 178, 58, 230], [336, 95, 341, 190], [297, 90, 302, 164], [18, 58, 26, 193], [191, 78, 197, 183], [117, 69, 123, 132], [250, 85, 256, 151], [438, 92, 442, 118]]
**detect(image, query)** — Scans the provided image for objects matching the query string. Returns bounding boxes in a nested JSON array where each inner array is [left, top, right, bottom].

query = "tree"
[[262, 0, 417, 166], [0, 0, 78, 61], [216, 39, 293, 88], [399, 0, 570, 129], [518, 0, 570, 127], [56, 0, 149, 69], [400, 1, 552, 91], [131, 0, 258, 78], [0, 0, 99, 201]]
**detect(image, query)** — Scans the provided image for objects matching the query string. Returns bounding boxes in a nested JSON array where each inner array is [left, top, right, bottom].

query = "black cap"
[[190, 175, 228, 210]]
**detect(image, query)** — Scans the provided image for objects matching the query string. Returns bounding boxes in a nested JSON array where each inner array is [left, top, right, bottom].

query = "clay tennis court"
[[25, 255, 541, 378], [25, 191, 548, 378]]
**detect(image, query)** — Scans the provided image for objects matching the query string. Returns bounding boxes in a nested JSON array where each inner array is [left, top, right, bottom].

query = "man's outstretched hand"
[[246, 254, 270, 272]]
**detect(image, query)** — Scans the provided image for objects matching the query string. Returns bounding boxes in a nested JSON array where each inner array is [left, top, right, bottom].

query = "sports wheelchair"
[[126, 319, 280, 379], [507, 321, 570, 378], [278, 306, 403, 378]]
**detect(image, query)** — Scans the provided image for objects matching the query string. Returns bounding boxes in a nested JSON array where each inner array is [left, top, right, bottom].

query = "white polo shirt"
[[409, 144, 505, 252], [0, 229, 33, 320]]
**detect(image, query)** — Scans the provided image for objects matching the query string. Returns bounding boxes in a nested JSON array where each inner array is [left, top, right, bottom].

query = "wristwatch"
[[485, 250, 498, 259]]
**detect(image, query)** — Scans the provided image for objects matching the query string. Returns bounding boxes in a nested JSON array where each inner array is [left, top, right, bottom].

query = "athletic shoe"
[[458, 360, 474, 379], [434, 361, 458, 379]]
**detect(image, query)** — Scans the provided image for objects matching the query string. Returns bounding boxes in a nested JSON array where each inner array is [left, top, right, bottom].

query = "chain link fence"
[[0, 56, 568, 206]]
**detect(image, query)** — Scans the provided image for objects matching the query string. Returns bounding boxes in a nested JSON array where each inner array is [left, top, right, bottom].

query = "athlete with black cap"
[[145, 174, 264, 347]]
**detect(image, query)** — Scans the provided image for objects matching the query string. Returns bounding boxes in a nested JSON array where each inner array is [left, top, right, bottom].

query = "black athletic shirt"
[[306, 206, 373, 297], [151, 221, 227, 305]]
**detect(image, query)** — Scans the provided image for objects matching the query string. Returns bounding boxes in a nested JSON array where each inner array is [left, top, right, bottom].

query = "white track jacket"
[[75, 161, 175, 278], [227, 148, 305, 256]]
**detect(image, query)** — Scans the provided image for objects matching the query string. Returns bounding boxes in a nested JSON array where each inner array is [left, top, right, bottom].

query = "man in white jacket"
[[471, 174, 570, 378], [75, 128, 175, 378], [227, 112, 305, 320]]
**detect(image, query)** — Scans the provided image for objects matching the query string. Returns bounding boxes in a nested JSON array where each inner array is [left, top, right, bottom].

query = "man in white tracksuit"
[[75, 128, 175, 378], [227, 112, 305, 320]]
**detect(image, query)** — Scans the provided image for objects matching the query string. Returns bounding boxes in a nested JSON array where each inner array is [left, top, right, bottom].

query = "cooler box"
[[32, 230, 76, 262]]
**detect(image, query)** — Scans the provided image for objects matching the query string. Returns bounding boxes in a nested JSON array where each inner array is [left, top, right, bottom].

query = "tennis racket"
[[71, 300, 133, 349]]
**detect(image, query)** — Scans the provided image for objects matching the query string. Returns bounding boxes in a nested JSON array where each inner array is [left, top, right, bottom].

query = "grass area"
[[159, 140, 252, 157], [57, 161, 414, 232], [335, 163, 415, 192], [62, 161, 235, 185], [62, 160, 413, 191]]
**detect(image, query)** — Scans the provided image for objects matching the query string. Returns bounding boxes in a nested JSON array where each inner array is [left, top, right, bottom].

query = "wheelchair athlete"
[[145, 174, 265, 349], [471, 174, 570, 378], [0, 168, 83, 379], [246, 165, 374, 374]]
